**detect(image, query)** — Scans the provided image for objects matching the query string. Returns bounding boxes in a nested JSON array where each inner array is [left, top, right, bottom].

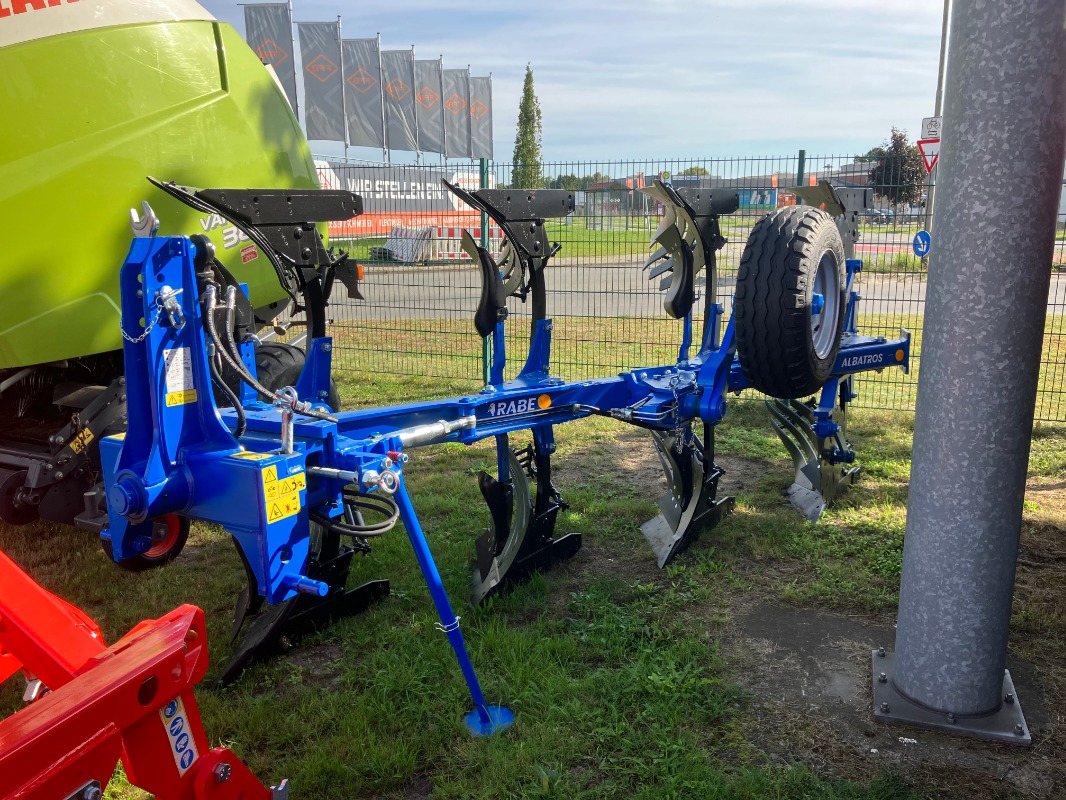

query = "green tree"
[[511, 64, 543, 189], [857, 145, 887, 163], [867, 128, 924, 206], [679, 165, 710, 177], [545, 173, 582, 191]]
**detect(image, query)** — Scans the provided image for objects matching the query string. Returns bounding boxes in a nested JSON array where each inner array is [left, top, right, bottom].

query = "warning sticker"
[[69, 428, 95, 454], [262, 467, 304, 524], [164, 347, 193, 395], [160, 696, 199, 776], [165, 389, 198, 407], [232, 451, 272, 460], [267, 492, 301, 523]]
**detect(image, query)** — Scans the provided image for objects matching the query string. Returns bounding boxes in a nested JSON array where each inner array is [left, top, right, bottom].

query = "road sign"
[[917, 138, 940, 173], [913, 230, 931, 258], [921, 116, 942, 139]]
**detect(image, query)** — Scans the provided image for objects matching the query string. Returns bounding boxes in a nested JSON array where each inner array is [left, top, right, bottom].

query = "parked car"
[[860, 208, 893, 225]]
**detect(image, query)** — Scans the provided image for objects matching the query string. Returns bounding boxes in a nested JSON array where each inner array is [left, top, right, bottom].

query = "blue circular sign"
[[913, 230, 931, 257]]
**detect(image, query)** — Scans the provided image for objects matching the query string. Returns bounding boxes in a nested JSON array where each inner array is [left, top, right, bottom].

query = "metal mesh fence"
[[307, 153, 1066, 422]]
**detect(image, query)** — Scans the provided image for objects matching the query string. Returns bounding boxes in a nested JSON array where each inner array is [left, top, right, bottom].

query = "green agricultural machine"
[[0, 0, 320, 564]]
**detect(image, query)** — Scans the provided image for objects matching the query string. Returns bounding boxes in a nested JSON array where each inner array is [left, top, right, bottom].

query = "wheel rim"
[[811, 250, 841, 359], [144, 514, 182, 558]]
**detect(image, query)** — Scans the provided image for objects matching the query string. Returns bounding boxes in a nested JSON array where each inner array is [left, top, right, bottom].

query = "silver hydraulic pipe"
[[395, 416, 475, 448]]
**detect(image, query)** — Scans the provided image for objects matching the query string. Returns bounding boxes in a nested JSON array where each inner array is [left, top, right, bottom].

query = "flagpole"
[[440, 57, 446, 166], [440, 55, 448, 166], [467, 64, 473, 164], [411, 44, 420, 165], [335, 16, 348, 161], [378, 33, 388, 163]]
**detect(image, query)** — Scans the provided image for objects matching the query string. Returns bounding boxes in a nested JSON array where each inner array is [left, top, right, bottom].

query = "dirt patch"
[[726, 603, 1062, 798], [564, 427, 779, 501], [280, 642, 346, 693], [403, 770, 434, 800], [1025, 478, 1066, 521]]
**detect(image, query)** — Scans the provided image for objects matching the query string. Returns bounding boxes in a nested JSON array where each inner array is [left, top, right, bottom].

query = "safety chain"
[[669, 370, 697, 454], [119, 298, 164, 344]]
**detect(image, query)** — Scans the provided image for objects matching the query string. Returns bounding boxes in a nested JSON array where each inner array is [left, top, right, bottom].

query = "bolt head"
[[214, 763, 232, 783], [877, 647, 886, 657], [83, 787, 102, 800], [878, 672, 887, 683], [1005, 693, 1015, 704], [1015, 724, 1025, 735], [879, 702, 889, 713], [946, 713, 956, 724]]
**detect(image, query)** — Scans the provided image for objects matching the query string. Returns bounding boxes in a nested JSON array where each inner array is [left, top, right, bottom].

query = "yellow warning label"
[[232, 451, 272, 461], [69, 428, 95, 455], [106, 432, 126, 441], [165, 389, 198, 407], [267, 491, 301, 523], [278, 473, 306, 495], [262, 467, 304, 524]]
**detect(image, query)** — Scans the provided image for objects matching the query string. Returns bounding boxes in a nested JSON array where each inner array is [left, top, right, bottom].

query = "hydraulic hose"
[[202, 284, 336, 423], [207, 343, 246, 438], [309, 489, 398, 537]]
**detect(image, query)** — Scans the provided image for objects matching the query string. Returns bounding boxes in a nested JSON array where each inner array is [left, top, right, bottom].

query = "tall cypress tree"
[[512, 64, 543, 189]]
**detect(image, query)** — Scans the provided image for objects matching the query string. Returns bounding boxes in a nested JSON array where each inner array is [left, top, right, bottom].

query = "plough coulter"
[[85, 176, 907, 731]]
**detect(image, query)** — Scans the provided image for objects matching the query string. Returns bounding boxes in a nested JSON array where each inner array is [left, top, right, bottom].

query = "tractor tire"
[[255, 342, 342, 411], [734, 206, 847, 399], [103, 513, 190, 571]]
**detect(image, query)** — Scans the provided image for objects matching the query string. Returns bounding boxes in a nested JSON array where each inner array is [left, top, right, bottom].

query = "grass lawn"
[[3, 369, 1065, 798]]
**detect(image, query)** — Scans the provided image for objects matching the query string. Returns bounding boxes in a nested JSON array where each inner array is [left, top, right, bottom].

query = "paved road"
[[336, 258, 1066, 322]]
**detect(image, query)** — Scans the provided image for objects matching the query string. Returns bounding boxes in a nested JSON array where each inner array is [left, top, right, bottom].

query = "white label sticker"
[[164, 347, 193, 395], [160, 696, 199, 775]]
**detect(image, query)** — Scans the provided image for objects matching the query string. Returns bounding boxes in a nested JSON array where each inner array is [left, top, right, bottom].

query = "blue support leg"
[[392, 478, 514, 736]]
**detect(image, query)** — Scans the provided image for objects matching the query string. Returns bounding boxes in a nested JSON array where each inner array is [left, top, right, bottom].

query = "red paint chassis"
[[0, 550, 285, 799]]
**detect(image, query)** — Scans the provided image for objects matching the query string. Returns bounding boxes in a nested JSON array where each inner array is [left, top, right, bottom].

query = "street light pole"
[[924, 0, 951, 231]]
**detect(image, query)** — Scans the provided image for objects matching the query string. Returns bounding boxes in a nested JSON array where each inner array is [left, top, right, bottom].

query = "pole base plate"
[[872, 650, 1031, 745], [464, 704, 515, 736]]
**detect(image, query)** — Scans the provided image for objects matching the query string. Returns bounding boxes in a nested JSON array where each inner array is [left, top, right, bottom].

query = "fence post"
[[872, 0, 1066, 744], [795, 149, 806, 187], [480, 157, 491, 385]]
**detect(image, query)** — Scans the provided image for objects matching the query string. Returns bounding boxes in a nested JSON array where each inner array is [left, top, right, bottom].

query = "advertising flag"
[[243, 4, 299, 116], [443, 68, 471, 159], [414, 58, 445, 155], [342, 38, 385, 148], [469, 75, 493, 159], [298, 21, 346, 142], [381, 49, 418, 152]]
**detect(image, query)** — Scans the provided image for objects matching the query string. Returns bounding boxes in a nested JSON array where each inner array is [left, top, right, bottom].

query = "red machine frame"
[[0, 550, 285, 799]]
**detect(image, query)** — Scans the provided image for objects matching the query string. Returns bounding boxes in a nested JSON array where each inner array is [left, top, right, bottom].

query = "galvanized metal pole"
[[873, 0, 1066, 744]]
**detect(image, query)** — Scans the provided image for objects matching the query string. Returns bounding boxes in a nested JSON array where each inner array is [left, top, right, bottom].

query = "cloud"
[[201, 0, 945, 163]]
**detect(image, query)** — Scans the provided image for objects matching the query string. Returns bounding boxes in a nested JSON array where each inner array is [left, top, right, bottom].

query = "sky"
[[200, 0, 945, 166]]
